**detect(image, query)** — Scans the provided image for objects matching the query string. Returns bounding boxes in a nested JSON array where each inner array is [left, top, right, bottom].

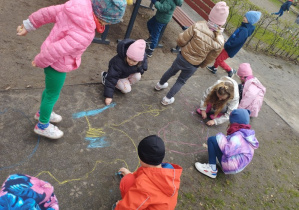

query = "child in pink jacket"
[[237, 63, 266, 117], [16, 0, 127, 139]]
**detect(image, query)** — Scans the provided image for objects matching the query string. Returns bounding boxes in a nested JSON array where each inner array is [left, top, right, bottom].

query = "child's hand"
[[206, 120, 215, 126], [32, 61, 37, 67], [201, 110, 207, 119], [119, 167, 131, 176], [17, 24, 28, 36], [105, 98, 112, 105]]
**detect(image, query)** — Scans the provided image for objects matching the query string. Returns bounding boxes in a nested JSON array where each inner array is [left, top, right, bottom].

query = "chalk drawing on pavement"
[[158, 121, 209, 155], [72, 103, 116, 119], [34, 104, 168, 185], [0, 108, 40, 171]]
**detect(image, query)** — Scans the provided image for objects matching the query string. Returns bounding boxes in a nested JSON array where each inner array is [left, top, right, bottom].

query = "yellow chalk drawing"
[[35, 159, 129, 185], [85, 116, 105, 138], [35, 104, 167, 185], [108, 125, 140, 172], [110, 105, 167, 127]]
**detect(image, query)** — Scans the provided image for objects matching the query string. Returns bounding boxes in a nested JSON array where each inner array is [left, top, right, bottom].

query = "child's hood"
[[246, 78, 266, 93], [237, 129, 259, 149], [117, 38, 135, 59], [142, 163, 182, 197]]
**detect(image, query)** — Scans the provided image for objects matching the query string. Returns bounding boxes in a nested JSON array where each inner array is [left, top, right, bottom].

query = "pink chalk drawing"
[[158, 121, 209, 155]]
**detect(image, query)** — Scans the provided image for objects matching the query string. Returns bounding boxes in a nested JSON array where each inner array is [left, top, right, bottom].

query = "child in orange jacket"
[[112, 135, 183, 209]]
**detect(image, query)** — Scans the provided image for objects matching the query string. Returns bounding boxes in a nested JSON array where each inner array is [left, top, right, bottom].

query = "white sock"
[[210, 164, 217, 171]]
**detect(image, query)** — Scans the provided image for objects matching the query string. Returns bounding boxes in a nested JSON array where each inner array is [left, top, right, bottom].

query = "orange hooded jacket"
[[116, 163, 183, 210]]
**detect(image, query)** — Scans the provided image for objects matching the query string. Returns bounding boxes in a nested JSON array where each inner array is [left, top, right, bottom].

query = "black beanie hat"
[[138, 135, 165, 166]]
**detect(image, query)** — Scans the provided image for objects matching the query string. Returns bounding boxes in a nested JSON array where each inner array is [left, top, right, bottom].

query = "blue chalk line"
[[72, 103, 116, 119], [0, 108, 40, 171]]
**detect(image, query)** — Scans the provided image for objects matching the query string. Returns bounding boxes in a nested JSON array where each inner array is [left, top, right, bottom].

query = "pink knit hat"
[[209, 1, 229, 26], [126, 39, 146, 62], [237, 63, 253, 77]]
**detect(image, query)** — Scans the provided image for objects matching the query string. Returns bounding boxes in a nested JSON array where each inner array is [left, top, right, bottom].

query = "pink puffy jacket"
[[238, 77, 266, 117], [29, 0, 96, 72]]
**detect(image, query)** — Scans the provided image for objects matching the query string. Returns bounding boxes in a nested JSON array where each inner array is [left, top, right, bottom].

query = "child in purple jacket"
[[195, 109, 259, 178]]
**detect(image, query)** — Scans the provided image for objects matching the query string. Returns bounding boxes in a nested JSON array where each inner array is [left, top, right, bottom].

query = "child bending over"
[[197, 76, 239, 126], [17, 0, 127, 139]]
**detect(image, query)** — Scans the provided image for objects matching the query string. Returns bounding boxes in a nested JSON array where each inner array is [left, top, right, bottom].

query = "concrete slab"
[[1, 75, 299, 209], [1, 1, 299, 209]]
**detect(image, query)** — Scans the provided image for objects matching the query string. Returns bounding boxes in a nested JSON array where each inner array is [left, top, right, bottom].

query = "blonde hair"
[[204, 82, 234, 117]]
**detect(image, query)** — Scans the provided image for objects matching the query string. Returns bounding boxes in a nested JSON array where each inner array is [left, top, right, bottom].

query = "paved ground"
[[0, 1, 299, 209]]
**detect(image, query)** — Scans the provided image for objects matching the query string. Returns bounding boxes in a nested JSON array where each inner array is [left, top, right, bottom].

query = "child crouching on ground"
[[197, 76, 239, 126], [237, 63, 266, 117], [101, 39, 147, 105], [195, 109, 259, 178], [112, 135, 183, 209]]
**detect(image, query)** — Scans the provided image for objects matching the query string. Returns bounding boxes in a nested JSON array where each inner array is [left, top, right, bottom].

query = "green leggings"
[[39, 66, 66, 123]]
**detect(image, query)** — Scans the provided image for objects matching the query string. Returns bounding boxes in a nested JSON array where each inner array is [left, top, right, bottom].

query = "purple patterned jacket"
[[216, 129, 259, 174]]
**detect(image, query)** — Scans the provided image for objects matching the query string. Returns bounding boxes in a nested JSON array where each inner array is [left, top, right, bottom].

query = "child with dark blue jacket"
[[272, 0, 294, 19], [207, 11, 261, 78], [101, 39, 147, 105]]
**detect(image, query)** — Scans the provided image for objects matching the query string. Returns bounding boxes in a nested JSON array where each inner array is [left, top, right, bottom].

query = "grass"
[[268, 0, 284, 7], [287, 189, 299, 198], [204, 196, 226, 208], [183, 192, 196, 203]]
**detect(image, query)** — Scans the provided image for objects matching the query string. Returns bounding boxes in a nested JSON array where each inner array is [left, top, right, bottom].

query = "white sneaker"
[[161, 96, 175, 105], [195, 162, 218, 178], [34, 112, 62, 123], [34, 123, 64, 139], [155, 82, 168, 90]]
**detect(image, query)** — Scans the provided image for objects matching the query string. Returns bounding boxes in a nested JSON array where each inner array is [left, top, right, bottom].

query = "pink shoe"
[[196, 108, 202, 115]]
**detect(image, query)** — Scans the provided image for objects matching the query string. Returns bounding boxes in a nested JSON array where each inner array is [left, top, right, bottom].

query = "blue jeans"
[[159, 53, 198, 99], [147, 16, 166, 49], [207, 136, 223, 165], [274, 8, 284, 17]]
